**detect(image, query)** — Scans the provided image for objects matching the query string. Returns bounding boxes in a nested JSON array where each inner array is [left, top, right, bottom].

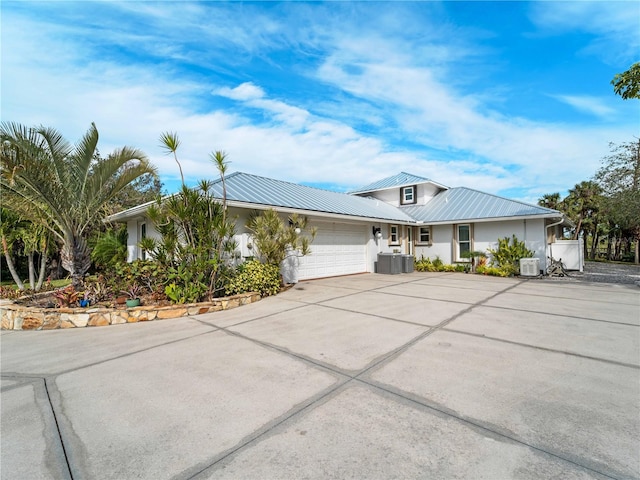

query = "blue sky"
[[2, 1, 639, 204]]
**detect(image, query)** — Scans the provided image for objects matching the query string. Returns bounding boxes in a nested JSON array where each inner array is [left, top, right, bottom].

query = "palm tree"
[[538, 192, 562, 210], [564, 181, 602, 259], [0, 122, 157, 288]]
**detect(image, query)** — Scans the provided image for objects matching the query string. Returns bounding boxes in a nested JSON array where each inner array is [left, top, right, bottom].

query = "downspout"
[[545, 216, 565, 270]]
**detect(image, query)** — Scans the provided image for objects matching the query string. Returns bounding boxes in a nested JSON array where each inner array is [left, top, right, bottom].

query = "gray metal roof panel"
[[401, 187, 561, 223], [349, 172, 436, 194], [210, 172, 415, 222]]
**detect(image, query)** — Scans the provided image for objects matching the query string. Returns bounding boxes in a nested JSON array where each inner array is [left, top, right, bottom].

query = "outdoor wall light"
[[372, 226, 382, 239], [289, 219, 302, 234]]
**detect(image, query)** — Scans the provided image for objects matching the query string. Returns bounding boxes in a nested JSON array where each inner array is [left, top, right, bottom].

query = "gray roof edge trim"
[[226, 200, 416, 224], [416, 212, 564, 226], [106, 200, 155, 222]]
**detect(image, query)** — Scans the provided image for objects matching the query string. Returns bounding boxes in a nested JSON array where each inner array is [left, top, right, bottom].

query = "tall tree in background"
[[594, 140, 640, 263], [563, 181, 603, 259], [106, 172, 163, 215], [537, 192, 563, 211], [0, 122, 157, 288], [611, 62, 640, 100]]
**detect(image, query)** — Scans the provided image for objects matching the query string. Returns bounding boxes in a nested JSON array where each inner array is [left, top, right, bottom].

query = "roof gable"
[[401, 187, 561, 223], [349, 172, 442, 194]]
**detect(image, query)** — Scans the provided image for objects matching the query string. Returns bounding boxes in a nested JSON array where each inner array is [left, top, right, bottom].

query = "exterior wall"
[[126, 220, 137, 262], [126, 219, 160, 262], [119, 204, 550, 277], [413, 219, 547, 267], [357, 183, 442, 208], [417, 184, 441, 205], [414, 224, 454, 263], [366, 189, 399, 207], [473, 219, 546, 266]]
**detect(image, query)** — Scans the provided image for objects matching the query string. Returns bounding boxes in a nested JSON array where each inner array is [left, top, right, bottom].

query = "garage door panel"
[[298, 222, 367, 280]]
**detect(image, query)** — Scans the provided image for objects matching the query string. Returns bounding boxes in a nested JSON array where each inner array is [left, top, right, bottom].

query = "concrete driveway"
[[1, 272, 639, 479]]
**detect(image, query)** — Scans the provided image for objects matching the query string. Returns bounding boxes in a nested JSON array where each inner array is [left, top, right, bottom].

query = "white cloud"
[[216, 83, 265, 101], [550, 95, 615, 118], [2, 2, 637, 205], [528, 2, 640, 63]]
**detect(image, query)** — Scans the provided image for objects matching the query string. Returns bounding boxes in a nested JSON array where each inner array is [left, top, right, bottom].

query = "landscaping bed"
[[1, 291, 260, 331]]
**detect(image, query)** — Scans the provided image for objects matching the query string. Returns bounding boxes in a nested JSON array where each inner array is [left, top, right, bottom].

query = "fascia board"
[[418, 213, 565, 226], [106, 198, 416, 225], [226, 200, 416, 225]]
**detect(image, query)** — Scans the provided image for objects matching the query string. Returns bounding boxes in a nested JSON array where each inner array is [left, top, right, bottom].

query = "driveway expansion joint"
[[357, 378, 624, 480], [43, 377, 75, 480], [442, 327, 640, 369]]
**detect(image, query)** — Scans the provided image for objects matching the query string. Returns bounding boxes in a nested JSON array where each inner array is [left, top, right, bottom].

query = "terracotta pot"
[[116, 296, 127, 305]]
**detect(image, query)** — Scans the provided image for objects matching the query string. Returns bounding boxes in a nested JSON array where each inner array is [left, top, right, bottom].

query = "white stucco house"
[[108, 171, 575, 280]]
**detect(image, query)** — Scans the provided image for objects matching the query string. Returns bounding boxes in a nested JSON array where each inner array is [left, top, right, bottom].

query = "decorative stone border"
[[0, 292, 261, 331]]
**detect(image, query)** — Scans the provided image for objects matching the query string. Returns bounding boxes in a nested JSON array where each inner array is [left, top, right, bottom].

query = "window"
[[456, 224, 471, 260], [400, 185, 417, 205], [417, 226, 431, 245], [389, 225, 399, 245], [140, 223, 147, 261]]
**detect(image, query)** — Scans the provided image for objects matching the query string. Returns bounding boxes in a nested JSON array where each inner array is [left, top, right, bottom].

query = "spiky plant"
[[0, 122, 157, 288]]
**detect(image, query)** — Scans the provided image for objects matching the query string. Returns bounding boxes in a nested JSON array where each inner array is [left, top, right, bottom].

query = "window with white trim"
[[417, 226, 431, 245], [389, 225, 400, 245], [400, 186, 417, 205], [456, 224, 471, 260]]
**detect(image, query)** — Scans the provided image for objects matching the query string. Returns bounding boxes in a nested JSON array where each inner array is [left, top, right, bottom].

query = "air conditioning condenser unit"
[[519, 258, 540, 277]]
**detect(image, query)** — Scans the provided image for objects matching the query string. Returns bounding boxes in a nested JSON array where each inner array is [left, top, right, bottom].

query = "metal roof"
[[400, 187, 562, 223], [108, 172, 563, 226], [206, 172, 416, 222], [349, 172, 442, 194]]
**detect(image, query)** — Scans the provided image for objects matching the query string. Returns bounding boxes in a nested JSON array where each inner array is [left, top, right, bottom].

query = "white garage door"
[[298, 222, 368, 280]]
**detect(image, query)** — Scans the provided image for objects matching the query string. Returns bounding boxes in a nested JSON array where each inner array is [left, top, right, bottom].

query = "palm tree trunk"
[[27, 252, 36, 289], [2, 235, 25, 290], [35, 248, 48, 291], [590, 232, 599, 260], [573, 217, 583, 240], [61, 236, 92, 289]]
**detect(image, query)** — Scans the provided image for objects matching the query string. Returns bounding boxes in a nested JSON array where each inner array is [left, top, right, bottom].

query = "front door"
[[406, 226, 413, 255]]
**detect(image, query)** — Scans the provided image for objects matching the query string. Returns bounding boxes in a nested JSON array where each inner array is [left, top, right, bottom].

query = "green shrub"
[[111, 260, 167, 295], [225, 260, 281, 297], [415, 256, 437, 272], [415, 256, 468, 273], [487, 235, 534, 275], [476, 265, 510, 277], [164, 281, 207, 304], [91, 227, 128, 269]]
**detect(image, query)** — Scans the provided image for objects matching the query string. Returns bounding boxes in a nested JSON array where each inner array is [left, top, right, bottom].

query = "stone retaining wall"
[[0, 292, 261, 330]]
